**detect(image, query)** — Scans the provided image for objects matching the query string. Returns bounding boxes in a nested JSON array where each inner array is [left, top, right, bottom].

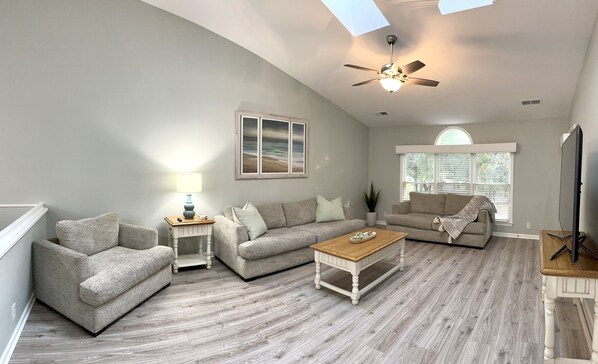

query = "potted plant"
[[363, 182, 381, 227]]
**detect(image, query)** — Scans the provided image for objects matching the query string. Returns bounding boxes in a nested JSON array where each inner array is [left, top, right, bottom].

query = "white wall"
[[368, 118, 569, 235], [0, 206, 47, 364], [0, 0, 369, 243], [571, 15, 598, 243]]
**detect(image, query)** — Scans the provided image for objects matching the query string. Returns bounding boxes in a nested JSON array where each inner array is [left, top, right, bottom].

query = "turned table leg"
[[399, 242, 405, 271], [591, 299, 598, 364], [351, 274, 359, 306], [206, 233, 212, 270], [172, 237, 179, 274], [544, 277, 556, 360], [315, 260, 321, 290]]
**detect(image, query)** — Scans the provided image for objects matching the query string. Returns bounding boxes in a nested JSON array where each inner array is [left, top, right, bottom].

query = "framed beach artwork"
[[236, 111, 308, 179]]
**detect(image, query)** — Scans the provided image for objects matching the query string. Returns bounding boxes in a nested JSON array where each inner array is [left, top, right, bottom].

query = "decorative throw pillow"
[[233, 202, 267, 240], [223, 205, 235, 221], [56, 212, 119, 256], [316, 195, 345, 223]]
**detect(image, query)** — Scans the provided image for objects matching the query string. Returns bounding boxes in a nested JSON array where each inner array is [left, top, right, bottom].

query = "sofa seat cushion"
[[80, 246, 173, 307], [238, 228, 316, 260], [385, 213, 436, 230], [292, 219, 366, 242], [462, 222, 487, 235]]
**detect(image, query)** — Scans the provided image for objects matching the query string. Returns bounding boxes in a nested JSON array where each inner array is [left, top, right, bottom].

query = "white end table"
[[164, 216, 214, 273]]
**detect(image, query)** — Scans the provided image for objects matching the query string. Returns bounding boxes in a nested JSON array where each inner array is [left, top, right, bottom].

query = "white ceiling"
[[142, 0, 598, 127]]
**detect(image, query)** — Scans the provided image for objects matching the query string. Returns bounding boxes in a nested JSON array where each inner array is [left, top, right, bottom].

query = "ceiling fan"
[[344, 35, 439, 93]]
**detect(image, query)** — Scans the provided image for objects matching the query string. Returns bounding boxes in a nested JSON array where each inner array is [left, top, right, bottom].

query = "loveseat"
[[385, 192, 494, 248], [33, 213, 174, 335], [214, 198, 365, 279]]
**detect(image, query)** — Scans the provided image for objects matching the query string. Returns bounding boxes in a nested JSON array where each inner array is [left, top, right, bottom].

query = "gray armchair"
[[33, 213, 173, 335]]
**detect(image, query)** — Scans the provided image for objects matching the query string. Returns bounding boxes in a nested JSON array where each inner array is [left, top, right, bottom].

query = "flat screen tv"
[[549, 124, 590, 263]]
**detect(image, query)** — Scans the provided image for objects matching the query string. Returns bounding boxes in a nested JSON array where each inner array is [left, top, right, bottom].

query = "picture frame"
[[235, 111, 309, 180]]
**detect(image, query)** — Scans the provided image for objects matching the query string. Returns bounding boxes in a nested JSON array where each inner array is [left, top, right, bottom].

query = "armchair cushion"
[[80, 246, 173, 306], [56, 212, 119, 256]]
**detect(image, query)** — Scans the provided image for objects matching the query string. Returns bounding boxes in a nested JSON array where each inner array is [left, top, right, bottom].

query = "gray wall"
[[0, 0, 369, 243], [0, 208, 30, 232], [368, 118, 569, 235], [571, 15, 598, 244], [0, 213, 46, 362]]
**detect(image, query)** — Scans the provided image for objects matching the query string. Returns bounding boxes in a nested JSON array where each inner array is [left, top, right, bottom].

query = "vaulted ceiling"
[[142, 0, 598, 127]]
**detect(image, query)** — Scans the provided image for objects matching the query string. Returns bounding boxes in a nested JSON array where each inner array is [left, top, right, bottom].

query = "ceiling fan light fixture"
[[380, 77, 402, 93]]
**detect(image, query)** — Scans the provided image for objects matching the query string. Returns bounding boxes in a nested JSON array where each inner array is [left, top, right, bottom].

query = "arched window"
[[435, 127, 473, 145]]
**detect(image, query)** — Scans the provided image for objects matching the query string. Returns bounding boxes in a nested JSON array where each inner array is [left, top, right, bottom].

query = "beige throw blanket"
[[434, 195, 497, 243]]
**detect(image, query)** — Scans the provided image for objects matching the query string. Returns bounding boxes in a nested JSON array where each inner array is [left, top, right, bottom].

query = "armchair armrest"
[[393, 201, 411, 214], [118, 223, 158, 250], [32, 239, 92, 307]]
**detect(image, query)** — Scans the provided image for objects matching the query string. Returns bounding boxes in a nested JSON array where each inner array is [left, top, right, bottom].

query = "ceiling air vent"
[[521, 99, 542, 106], [375, 111, 389, 116]]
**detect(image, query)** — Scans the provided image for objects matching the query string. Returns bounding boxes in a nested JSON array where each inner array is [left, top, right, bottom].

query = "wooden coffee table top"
[[310, 228, 408, 262]]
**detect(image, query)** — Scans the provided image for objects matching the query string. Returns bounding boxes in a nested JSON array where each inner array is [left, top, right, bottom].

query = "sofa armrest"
[[393, 201, 411, 214], [214, 215, 249, 248], [476, 210, 494, 223], [33, 239, 92, 306], [118, 223, 158, 250]]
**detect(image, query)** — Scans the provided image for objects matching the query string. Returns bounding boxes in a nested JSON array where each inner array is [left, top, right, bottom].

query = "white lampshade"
[[379, 77, 402, 93], [177, 173, 202, 193]]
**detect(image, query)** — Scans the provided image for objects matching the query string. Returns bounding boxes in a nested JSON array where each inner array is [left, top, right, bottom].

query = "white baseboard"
[[1, 293, 35, 364], [492, 232, 539, 240]]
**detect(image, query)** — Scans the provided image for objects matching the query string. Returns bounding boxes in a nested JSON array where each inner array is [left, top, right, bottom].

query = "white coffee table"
[[310, 228, 407, 305]]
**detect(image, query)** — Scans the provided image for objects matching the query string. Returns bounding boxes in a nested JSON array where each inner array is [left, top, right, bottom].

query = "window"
[[400, 128, 514, 223], [435, 127, 472, 145]]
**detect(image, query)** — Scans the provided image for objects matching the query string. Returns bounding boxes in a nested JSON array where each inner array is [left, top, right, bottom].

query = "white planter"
[[366, 212, 377, 227]]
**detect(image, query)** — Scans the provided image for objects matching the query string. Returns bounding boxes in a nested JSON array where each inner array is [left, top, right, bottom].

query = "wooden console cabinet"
[[540, 230, 598, 363]]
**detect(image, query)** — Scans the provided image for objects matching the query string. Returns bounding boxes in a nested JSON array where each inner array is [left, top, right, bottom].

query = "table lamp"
[[177, 173, 202, 219]]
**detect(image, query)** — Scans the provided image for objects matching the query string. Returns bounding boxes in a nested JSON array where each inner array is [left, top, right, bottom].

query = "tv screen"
[[557, 124, 583, 263]]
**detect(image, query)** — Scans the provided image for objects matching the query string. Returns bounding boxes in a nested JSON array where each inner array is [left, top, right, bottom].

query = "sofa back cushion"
[[444, 193, 474, 216], [409, 192, 446, 215], [256, 203, 287, 229], [56, 212, 119, 256], [283, 198, 317, 227]]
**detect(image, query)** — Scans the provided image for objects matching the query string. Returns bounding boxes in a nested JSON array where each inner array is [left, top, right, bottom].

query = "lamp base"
[[183, 194, 196, 220]]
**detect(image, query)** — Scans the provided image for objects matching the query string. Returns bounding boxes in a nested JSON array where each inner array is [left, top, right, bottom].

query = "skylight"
[[438, 0, 494, 15], [321, 0, 389, 37]]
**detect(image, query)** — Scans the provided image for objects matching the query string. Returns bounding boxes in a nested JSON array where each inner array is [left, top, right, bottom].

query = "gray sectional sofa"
[[385, 192, 494, 248], [214, 198, 365, 279]]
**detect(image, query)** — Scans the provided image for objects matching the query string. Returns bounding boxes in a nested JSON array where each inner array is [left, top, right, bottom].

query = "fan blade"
[[344, 64, 378, 73], [402, 60, 426, 74], [352, 78, 379, 86], [405, 77, 439, 87]]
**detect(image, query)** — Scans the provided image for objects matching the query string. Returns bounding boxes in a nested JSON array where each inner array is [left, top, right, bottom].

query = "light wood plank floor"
[[10, 237, 590, 363]]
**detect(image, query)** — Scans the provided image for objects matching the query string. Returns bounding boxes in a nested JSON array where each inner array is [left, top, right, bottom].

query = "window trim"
[[395, 142, 517, 154]]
